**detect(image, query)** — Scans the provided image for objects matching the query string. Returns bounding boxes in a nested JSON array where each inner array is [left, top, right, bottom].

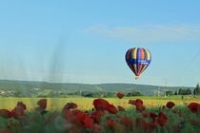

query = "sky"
[[0, 1, 200, 87]]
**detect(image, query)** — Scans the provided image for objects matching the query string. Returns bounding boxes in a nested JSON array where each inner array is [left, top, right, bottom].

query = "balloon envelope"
[[125, 47, 152, 77]]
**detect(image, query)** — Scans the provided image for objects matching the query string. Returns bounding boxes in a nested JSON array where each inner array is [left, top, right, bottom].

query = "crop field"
[[0, 95, 199, 111]]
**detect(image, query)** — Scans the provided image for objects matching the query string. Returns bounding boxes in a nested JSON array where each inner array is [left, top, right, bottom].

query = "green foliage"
[[126, 91, 143, 96], [178, 88, 192, 95], [165, 91, 174, 96], [193, 83, 200, 95]]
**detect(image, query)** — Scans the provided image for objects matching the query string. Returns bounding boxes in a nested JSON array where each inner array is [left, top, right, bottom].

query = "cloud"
[[86, 24, 200, 43]]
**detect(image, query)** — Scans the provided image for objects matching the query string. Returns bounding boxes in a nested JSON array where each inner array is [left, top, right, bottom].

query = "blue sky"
[[0, 1, 200, 87]]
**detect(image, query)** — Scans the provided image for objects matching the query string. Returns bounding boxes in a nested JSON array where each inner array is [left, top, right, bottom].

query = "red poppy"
[[0, 109, 12, 118], [157, 112, 168, 127], [66, 109, 94, 130], [118, 105, 125, 112], [188, 102, 200, 113], [93, 98, 110, 111], [149, 112, 158, 121], [142, 111, 148, 118], [162, 105, 166, 109], [63, 102, 77, 111], [116, 92, 124, 99], [135, 103, 146, 112], [37, 99, 47, 110], [166, 101, 175, 109], [106, 118, 116, 130], [17, 102, 27, 110], [63, 109, 74, 122], [90, 111, 103, 123], [128, 100, 135, 105], [11, 102, 26, 118], [75, 110, 87, 123], [129, 99, 143, 106], [121, 116, 133, 130], [129, 99, 145, 112], [83, 116, 95, 129], [107, 104, 118, 114], [135, 99, 143, 105]]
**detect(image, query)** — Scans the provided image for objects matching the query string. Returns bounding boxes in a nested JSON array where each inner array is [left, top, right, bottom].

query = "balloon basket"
[[135, 76, 139, 80]]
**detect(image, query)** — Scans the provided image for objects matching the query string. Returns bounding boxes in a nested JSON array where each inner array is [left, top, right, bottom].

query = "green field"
[[1, 96, 199, 111]]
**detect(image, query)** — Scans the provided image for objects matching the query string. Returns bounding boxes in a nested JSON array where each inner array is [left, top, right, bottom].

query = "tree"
[[186, 88, 192, 95], [193, 83, 200, 95], [165, 91, 173, 96], [178, 88, 192, 95], [174, 91, 178, 95], [126, 91, 143, 97]]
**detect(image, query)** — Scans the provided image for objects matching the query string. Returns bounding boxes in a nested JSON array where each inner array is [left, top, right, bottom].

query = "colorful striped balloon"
[[125, 47, 152, 77]]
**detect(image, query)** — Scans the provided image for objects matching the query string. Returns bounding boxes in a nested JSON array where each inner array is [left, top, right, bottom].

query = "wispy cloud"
[[86, 24, 200, 43]]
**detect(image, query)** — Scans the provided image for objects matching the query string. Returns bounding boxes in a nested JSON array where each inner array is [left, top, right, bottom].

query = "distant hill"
[[0, 80, 194, 96]]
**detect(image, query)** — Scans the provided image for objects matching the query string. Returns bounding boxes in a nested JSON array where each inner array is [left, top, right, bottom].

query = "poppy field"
[[0, 94, 200, 133]]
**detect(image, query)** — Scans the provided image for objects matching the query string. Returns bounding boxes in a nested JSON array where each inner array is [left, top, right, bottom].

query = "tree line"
[[166, 83, 200, 96]]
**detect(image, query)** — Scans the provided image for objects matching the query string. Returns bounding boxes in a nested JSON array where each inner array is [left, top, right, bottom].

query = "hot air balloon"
[[125, 47, 152, 78]]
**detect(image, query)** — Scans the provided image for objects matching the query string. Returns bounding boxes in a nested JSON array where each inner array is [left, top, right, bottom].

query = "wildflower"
[[162, 105, 166, 109], [135, 103, 146, 112], [90, 111, 104, 123], [75, 110, 87, 123], [116, 92, 124, 99], [128, 99, 143, 106], [157, 112, 168, 127], [37, 99, 47, 110], [129, 99, 145, 112], [188, 102, 200, 113], [128, 100, 135, 105], [166, 101, 175, 109], [149, 112, 158, 121], [0, 109, 12, 118], [63, 109, 74, 122], [11, 102, 26, 118], [121, 116, 133, 131], [117, 105, 125, 112], [93, 98, 110, 111], [83, 116, 95, 129], [106, 117, 116, 130], [63, 102, 78, 111], [135, 99, 143, 105], [107, 104, 118, 114], [142, 111, 148, 118], [35, 99, 48, 115]]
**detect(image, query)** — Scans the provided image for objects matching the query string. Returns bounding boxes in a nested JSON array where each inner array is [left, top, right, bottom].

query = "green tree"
[[165, 91, 173, 96], [194, 83, 200, 95], [126, 91, 143, 96], [178, 88, 192, 95]]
